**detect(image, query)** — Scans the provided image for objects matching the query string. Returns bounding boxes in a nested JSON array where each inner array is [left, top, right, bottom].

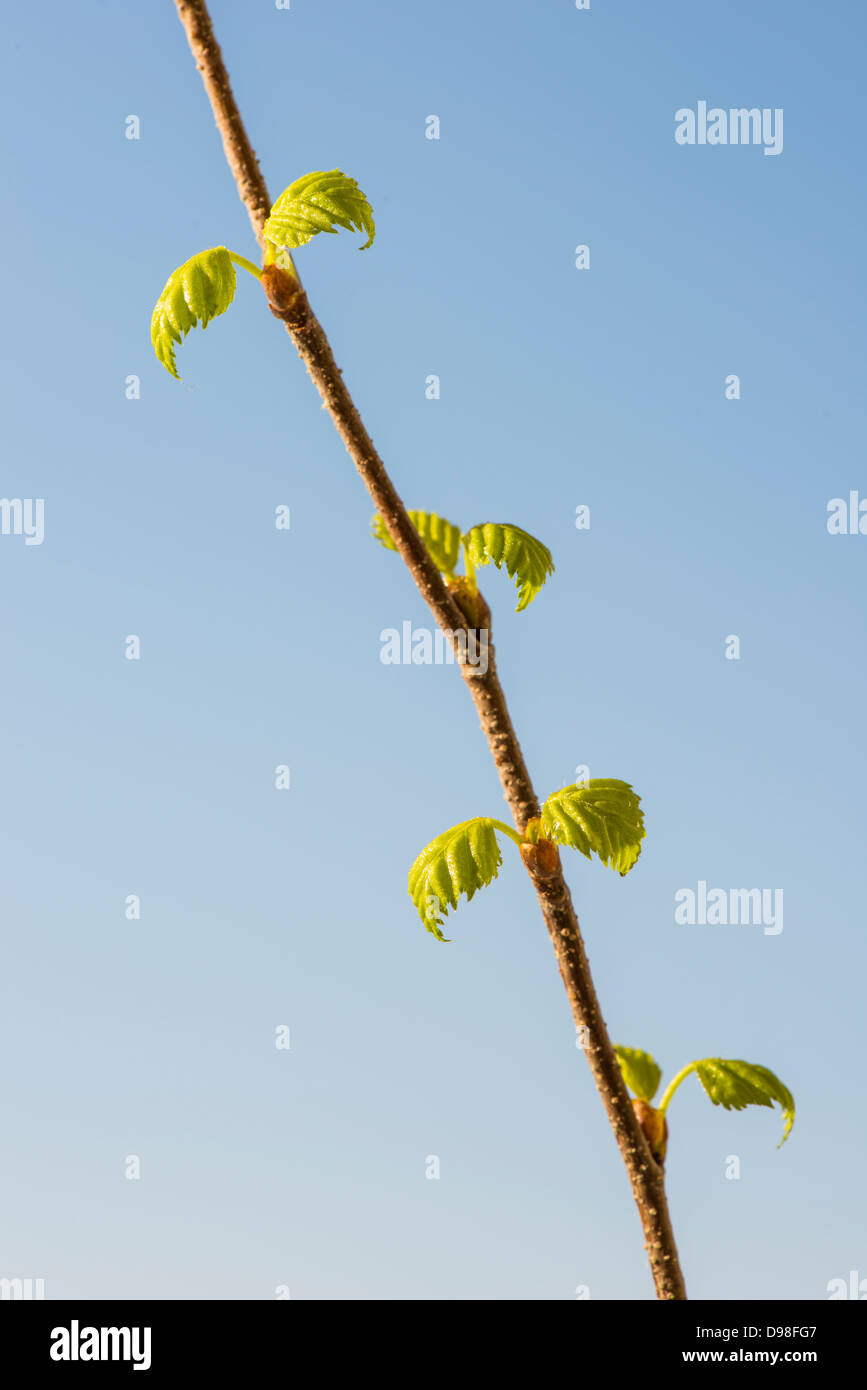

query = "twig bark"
[[173, 0, 687, 1300]]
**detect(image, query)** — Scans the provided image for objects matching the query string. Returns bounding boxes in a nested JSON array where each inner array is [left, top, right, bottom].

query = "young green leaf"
[[615, 1045, 662, 1103], [694, 1059, 795, 1147], [264, 170, 375, 252], [408, 817, 503, 941], [151, 247, 237, 380], [371, 510, 463, 577], [540, 779, 645, 875], [461, 523, 554, 611]]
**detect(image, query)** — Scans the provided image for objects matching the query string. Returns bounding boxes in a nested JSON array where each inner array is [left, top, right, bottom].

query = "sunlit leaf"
[[541, 779, 645, 875], [151, 247, 236, 380], [462, 522, 554, 611], [371, 509, 463, 577], [264, 170, 375, 252], [615, 1045, 662, 1103], [408, 818, 503, 941]]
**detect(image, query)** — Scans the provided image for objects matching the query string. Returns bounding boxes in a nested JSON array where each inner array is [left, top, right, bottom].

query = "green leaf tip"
[[371, 510, 463, 577], [615, 1046, 662, 1103], [462, 523, 554, 611], [694, 1058, 795, 1147], [264, 170, 376, 253], [408, 817, 503, 941], [151, 247, 237, 380], [541, 779, 645, 875], [369, 512, 554, 611]]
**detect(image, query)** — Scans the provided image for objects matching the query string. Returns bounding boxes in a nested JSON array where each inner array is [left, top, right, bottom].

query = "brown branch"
[[172, 0, 687, 1300], [173, 0, 272, 250]]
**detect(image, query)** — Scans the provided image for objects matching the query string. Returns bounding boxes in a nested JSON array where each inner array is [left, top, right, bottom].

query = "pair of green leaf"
[[614, 1045, 795, 1146], [151, 170, 375, 379], [410, 779, 645, 940], [371, 511, 555, 612]]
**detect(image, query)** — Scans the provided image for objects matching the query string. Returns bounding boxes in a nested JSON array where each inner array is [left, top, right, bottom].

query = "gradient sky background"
[[1, 0, 865, 1300]]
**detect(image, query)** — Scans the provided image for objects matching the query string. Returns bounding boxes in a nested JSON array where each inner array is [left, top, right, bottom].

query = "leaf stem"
[[490, 818, 525, 848], [228, 251, 263, 280], [657, 1063, 697, 1116]]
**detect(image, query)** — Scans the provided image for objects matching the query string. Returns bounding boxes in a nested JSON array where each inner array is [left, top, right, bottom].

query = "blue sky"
[[1, 0, 864, 1299]]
